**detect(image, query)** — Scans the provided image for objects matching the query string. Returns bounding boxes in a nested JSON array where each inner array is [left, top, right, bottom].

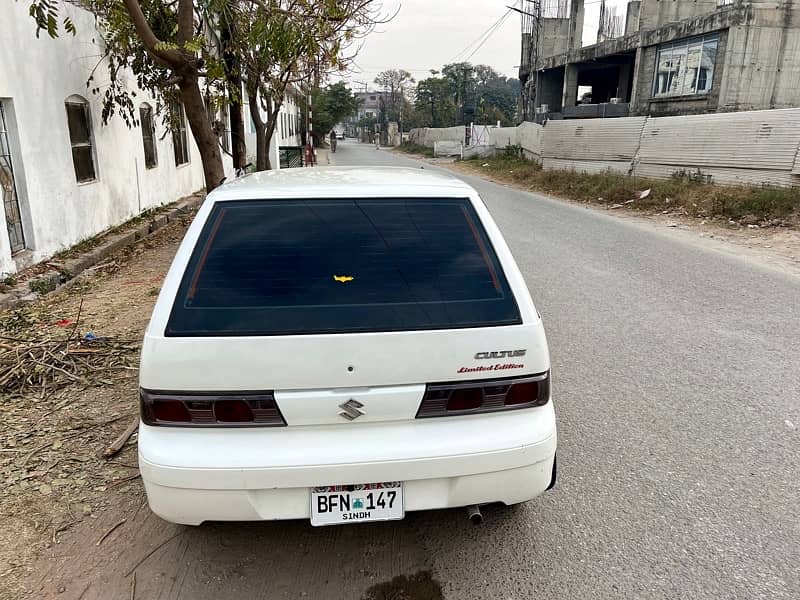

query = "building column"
[[618, 63, 632, 101], [629, 47, 643, 114], [562, 63, 579, 109]]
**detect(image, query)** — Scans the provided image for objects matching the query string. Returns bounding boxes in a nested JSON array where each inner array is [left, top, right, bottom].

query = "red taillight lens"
[[417, 372, 550, 418], [140, 390, 285, 427], [152, 400, 191, 422], [446, 388, 483, 411], [505, 381, 540, 406], [214, 399, 254, 423]]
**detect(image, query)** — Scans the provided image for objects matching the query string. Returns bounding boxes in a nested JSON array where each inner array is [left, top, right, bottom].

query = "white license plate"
[[310, 482, 404, 526]]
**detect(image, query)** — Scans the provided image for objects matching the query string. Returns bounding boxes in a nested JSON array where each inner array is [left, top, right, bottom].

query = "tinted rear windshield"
[[166, 198, 521, 336]]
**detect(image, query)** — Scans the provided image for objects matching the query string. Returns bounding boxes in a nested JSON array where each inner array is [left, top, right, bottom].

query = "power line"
[[449, 8, 514, 64], [462, 9, 514, 63]]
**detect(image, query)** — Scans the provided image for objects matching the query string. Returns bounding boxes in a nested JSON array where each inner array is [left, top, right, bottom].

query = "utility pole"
[[307, 87, 314, 165], [305, 55, 320, 166]]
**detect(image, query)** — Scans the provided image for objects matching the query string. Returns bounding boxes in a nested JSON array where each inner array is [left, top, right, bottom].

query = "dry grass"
[[462, 152, 799, 223], [397, 142, 435, 158]]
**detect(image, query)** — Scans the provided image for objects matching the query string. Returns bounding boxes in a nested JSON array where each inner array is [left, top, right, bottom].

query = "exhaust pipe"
[[466, 505, 483, 525]]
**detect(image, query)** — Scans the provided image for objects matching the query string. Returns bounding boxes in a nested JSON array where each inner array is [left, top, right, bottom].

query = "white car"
[[138, 167, 556, 526]]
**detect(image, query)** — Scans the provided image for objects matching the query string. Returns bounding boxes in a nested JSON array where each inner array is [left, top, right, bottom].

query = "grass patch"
[[397, 142, 435, 158], [465, 155, 800, 222]]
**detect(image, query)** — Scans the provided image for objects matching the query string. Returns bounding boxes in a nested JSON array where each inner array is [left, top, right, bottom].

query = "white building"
[[0, 4, 303, 276], [244, 84, 305, 169]]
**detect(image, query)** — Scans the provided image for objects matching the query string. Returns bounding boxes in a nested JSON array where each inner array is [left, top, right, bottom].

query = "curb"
[[0, 193, 205, 312]]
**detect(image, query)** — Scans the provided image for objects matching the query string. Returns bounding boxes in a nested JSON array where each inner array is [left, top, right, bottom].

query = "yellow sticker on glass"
[[333, 275, 355, 283]]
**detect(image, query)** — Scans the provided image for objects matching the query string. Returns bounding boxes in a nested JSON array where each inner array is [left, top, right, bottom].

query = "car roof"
[[209, 166, 474, 201]]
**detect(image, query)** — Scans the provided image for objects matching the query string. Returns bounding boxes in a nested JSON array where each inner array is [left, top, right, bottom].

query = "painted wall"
[[517, 121, 545, 160], [0, 4, 233, 275], [489, 127, 519, 148], [244, 87, 304, 169], [408, 126, 466, 147]]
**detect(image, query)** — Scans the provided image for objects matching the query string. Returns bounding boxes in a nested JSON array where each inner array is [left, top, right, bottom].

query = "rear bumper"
[[139, 406, 557, 525]]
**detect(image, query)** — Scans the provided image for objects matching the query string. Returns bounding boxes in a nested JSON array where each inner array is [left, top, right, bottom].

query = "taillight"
[[417, 372, 550, 418], [140, 390, 285, 427], [446, 388, 483, 411], [152, 400, 191, 423], [214, 399, 254, 423]]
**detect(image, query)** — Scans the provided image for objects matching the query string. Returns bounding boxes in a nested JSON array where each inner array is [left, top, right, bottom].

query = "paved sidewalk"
[[314, 146, 331, 165]]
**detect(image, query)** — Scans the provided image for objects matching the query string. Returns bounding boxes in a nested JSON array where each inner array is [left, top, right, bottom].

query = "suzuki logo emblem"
[[338, 399, 365, 421]]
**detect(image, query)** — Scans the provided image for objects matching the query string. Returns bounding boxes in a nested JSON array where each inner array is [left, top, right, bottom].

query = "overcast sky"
[[341, 0, 627, 89]]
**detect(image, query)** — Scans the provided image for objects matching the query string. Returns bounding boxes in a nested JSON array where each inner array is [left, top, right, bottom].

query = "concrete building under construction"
[[518, 0, 800, 120]]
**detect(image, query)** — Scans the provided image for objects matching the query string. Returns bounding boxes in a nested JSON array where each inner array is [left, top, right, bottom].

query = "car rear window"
[[165, 198, 521, 336]]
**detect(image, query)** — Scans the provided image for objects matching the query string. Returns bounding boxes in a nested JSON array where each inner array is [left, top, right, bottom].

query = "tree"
[[309, 82, 360, 146], [411, 63, 520, 128], [373, 69, 414, 123], [111, 0, 227, 190], [26, 0, 388, 182], [235, 0, 384, 170], [29, 0, 228, 190], [472, 65, 519, 125], [415, 77, 455, 128]]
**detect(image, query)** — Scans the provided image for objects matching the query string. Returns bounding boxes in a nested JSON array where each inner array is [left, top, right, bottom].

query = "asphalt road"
[[34, 141, 797, 600], [325, 140, 800, 599]]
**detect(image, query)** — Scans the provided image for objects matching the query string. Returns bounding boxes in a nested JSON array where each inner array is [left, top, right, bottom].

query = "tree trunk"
[[120, 0, 223, 190], [221, 19, 247, 170], [179, 74, 225, 191], [229, 101, 247, 170], [263, 124, 275, 171], [254, 123, 270, 171], [248, 90, 270, 171]]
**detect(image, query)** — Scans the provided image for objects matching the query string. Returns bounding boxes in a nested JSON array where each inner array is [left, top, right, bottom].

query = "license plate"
[[310, 482, 404, 526]]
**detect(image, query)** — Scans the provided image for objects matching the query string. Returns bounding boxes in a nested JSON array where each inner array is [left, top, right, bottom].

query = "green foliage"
[[410, 62, 519, 128], [397, 142, 434, 158], [373, 69, 414, 123], [27, 0, 75, 38], [311, 82, 360, 144], [415, 76, 456, 128]]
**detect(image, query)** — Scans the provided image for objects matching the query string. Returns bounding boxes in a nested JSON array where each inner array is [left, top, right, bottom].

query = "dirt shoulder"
[[1, 204, 438, 600], [0, 218, 190, 600], [423, 155, 800, 279]]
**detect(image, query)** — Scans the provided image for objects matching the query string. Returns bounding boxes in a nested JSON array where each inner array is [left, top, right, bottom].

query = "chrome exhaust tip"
[[467, 505, 483, 525]]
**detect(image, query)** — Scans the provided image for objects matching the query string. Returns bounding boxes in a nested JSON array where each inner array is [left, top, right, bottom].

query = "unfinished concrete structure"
[[519, 0, 800, 120]]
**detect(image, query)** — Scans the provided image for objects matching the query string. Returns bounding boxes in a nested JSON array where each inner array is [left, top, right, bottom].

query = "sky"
[[344, 0, 522, 89], [340, 0, 629, 90]]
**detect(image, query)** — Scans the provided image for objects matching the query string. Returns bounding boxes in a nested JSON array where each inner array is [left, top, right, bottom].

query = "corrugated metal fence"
[[542, 117, 647, 175], [414, 109, 800, 187], [540, 108, 800, 187], [634, 109, 800, 187]]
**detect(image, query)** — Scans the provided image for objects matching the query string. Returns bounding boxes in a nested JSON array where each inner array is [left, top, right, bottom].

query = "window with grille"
[[65, 97, 96, 182], [172, 101, 190, 166], [140, 104, 158, 169]]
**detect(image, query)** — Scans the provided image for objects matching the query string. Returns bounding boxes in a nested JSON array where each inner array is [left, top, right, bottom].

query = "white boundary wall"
[[408, 126, 465, 148]]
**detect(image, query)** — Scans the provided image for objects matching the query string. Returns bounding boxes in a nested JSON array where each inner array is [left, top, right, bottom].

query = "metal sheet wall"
[[637, 108, 800, 171], [542, 117, 647, 161], [543, 159, 631, 175]]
